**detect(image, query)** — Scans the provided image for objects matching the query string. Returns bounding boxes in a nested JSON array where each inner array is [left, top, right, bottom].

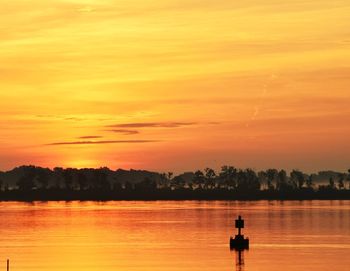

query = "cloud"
[[106, 129, 139, 135], [46, 140, 160, 146], [106, 122, 197, 128], [34, 115, 86, 122], [64, 117, 85, 121], [78, 136, 103, 139]]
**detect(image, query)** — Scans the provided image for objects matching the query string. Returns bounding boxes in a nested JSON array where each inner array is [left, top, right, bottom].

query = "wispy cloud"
[[64, 117, 85, 121], [78, 136, 103, 139], [106, 122, 197, 128], [46, 140, 160, 146], [106, 129, 139, 135]]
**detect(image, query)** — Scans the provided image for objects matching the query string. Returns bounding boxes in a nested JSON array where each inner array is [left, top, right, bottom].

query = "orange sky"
[[0, 0, 349, 173]]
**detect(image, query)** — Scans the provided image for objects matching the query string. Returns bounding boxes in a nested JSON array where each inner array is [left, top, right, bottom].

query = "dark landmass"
[[0, 165, 349, 201]]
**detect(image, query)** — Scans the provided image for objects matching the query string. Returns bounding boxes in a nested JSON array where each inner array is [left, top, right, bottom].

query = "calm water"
[[0, 201, 349, 271]]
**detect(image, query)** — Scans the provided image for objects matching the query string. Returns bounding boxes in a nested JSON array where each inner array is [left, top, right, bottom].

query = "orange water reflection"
[[0, 201, 349, 271]]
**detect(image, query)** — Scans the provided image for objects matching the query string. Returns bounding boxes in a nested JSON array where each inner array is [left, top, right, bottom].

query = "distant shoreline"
[[2, 165, 350, 202], [1, 189, 350, 201]]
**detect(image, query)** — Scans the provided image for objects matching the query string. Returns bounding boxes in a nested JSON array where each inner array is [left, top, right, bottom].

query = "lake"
[[0, 201, 349, 271]]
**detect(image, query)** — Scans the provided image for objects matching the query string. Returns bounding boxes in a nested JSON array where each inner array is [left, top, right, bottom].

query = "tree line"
[[0, 165, 350, 200]]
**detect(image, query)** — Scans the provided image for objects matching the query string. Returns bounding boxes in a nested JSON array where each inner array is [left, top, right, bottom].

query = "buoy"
[[230, 215, 249, 250]]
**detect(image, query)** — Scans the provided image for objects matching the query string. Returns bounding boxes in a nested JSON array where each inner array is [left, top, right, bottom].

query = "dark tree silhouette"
[[159, 173, 167, 189], [329, 177, 335, 189], [337, 173, 345, 190], [36, 168, 50, 189], [77, 172, 88, 191], [53, 167, 64, 189], [135, 177, 157, 191], [204, 168, 216, 189], [236, 169, 260, 193], [167, 172, 173, 182], [266, 169, 278, 190], [277, 170, 285, 188], [170, 176, 186, 190], [193, 170, 205, 189], [291, 170, 305, 190], [17, 166, 36, 191], [92, 168, 110, 190], [219, 166, 237, 189], [258, 171, 267, 190], [306, 174, 314, 190], [112, 180, 122, 191], [62, 168, 74, 190], [124, 181, 133, 191]]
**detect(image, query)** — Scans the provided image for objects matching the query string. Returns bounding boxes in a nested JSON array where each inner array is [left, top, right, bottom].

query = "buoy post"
[[235, 215, 244, 236]]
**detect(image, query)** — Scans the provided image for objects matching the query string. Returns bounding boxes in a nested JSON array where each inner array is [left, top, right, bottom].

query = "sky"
[[0, 0, 349, 173]]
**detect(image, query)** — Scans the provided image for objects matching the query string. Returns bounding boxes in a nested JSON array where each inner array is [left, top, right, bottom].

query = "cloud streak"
[[106, 129, 139, 135], [78, 136, 103, 139], [106, 122, 197, 128], [46, 140, 160, 146]]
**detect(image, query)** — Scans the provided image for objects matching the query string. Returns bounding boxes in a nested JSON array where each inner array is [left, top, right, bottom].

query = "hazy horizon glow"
[[1, 0, 349, 173]]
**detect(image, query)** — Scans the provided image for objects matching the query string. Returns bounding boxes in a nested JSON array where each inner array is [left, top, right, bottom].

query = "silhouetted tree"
[[193, 170, 205, 189], [170, 176, 185, 190], [36, 168, 50, 189], [329, 177, 335, 189], [159, 173, 167, 189], [161, 172, 173, 189], [306, 174, 314, 189], [62, 168, 74, 190], [53, 167, 64, 189], [17, 166, 36, 191], [92, 168, 110, 190], [112, 181, 122, 191], [266, 169, 278, 190], [258, 171, 267, 190], [219, 166, 237, 189], [159, 172, 173, 189], [337, 173, 345, 190], [135, 177, 157, 191], [77, 172, 88, 191], [291, 170, 305, 190], [277, 170, 291, 192], [236, 169, 260, 193], [204, 168, 216, 189], [124, 181, 133, 191]]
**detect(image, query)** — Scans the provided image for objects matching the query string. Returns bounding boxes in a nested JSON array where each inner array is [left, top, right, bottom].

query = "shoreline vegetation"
[[0, 165, 350, 201]]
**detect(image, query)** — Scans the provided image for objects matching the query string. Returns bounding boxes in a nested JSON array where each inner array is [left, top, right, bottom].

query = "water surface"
[[0, 201, 349, 271]]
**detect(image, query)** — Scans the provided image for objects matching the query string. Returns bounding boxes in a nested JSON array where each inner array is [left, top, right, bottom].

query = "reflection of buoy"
[[235, 249, 245, 271], [229, 215, 249, 250]]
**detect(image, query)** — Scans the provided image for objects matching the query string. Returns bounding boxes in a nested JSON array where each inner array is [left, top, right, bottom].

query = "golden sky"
[[0, 0, 349, 172]]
